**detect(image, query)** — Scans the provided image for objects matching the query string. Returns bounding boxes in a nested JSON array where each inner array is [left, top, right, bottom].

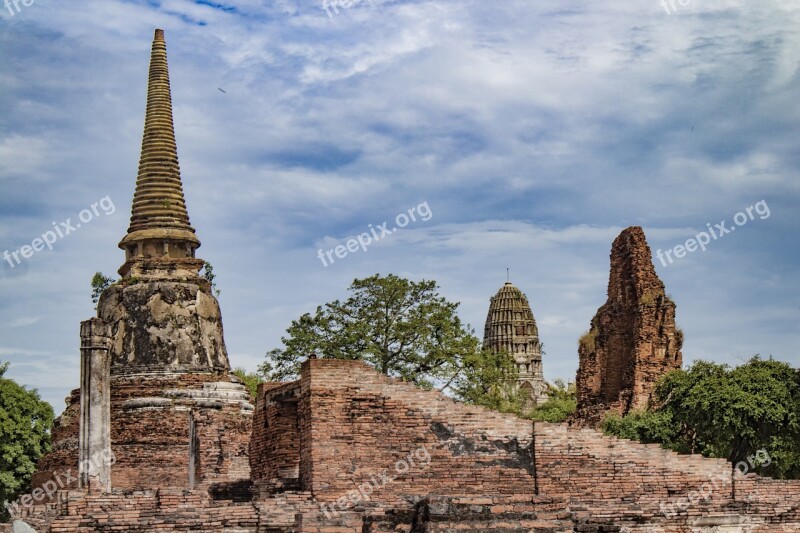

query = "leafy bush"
[[526, 379, 577, 423], [0, 362, 54, 522], [601, 356, 800, 479]]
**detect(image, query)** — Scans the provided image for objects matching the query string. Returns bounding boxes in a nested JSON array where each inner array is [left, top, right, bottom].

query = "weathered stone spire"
[[573, 226, 683, 426], [483, 281, 548, 407], [118, 29, 201, 278], [96, 29, 229, 375]]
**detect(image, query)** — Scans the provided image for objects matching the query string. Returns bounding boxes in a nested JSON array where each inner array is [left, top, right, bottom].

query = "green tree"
[[600, 409, 677, 444], [0, 362, 54, 522], [453, 348, 523, 414], [231, 367, 266, 400], [601, 356, 800, 479], [260, 274, 498, 397], [90, 272, 115, 308], [526, 379, 578, 423]]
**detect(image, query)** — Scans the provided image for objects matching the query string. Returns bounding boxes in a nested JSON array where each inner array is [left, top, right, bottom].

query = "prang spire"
[[118, 29, 202, 278], [483, 281, 548, 407]]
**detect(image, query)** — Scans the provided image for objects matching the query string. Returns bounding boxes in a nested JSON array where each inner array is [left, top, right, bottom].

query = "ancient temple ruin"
[[5, 30, 799, 533], [574, 226, 684, 425], [31, 28, 253, 498], [483, 281, 548, 406]]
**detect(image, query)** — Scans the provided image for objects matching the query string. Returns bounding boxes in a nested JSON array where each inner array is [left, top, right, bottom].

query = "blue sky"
[[0, 0, 798, 411]]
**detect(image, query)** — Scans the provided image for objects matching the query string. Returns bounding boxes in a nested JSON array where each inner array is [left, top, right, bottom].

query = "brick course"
[[13, 359, 800, 531]]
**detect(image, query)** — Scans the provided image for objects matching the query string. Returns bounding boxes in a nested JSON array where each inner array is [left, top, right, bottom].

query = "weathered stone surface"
[[483, 281, 548, 406], [97, 280, 229, 375], [11, 521, 37, 533], [78, 319, 111, 493], [108, 373, 252, 491], [121, 397, 173, 409], [574, 226, 683, 425], [32, 373, 253, 498]]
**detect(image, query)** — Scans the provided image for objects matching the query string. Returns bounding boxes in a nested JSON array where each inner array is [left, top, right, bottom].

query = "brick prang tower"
[[574, 226, 683, 426]]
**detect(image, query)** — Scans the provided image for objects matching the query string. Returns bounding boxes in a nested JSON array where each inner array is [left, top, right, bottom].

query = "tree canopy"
[[451, 346, 523, 413], [526, 379, 577, 423], [200, 261, 220, 296], [0, 362, 54, 521], [260, 274, 518, 407], [602, 356, 800, 479], [90, 271, 115, 308]]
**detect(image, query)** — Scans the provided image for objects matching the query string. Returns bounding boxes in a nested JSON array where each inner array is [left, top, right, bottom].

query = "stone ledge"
[[122, 397, 172, 409]]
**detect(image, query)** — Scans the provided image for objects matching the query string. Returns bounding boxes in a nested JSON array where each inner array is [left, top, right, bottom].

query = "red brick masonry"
[[575, 226, 684, 425], [13, 359, 800, 531]]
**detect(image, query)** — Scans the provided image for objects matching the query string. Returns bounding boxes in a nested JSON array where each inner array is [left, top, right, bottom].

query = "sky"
[[0, 0, 798, 412]]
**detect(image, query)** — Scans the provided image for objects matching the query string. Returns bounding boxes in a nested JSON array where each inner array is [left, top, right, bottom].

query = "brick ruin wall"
[[31, 390, 81, 494], [536, 422, 731, 505], [734, 473, 800, 524], [29, 372, 252, 503], [191, 404, 252, 490], [275, 359, 537, 506], [10, 359, 800, 532], [249, 381, 303, 494], [112, 372, 252, 491]]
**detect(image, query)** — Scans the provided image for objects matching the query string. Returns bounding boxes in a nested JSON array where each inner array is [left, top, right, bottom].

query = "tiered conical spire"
[[118, 29, 201, 277], [483, 281, 548, 406]]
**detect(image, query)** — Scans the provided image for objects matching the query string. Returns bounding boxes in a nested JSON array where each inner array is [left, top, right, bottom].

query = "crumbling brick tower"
[[574, 226, 683, 425], [33, 29, 253, 494], [483, 281, 548, 406]]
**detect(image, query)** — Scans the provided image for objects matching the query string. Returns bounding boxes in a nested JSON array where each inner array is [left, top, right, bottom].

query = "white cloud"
[[8, 316, 41, 328]]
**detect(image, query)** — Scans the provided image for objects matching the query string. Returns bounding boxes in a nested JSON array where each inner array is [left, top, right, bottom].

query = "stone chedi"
[[575, 226, 683, 425], [483, 281, 548, 406], [31, 29, 253, 497], [104, 26, 227, 375]]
